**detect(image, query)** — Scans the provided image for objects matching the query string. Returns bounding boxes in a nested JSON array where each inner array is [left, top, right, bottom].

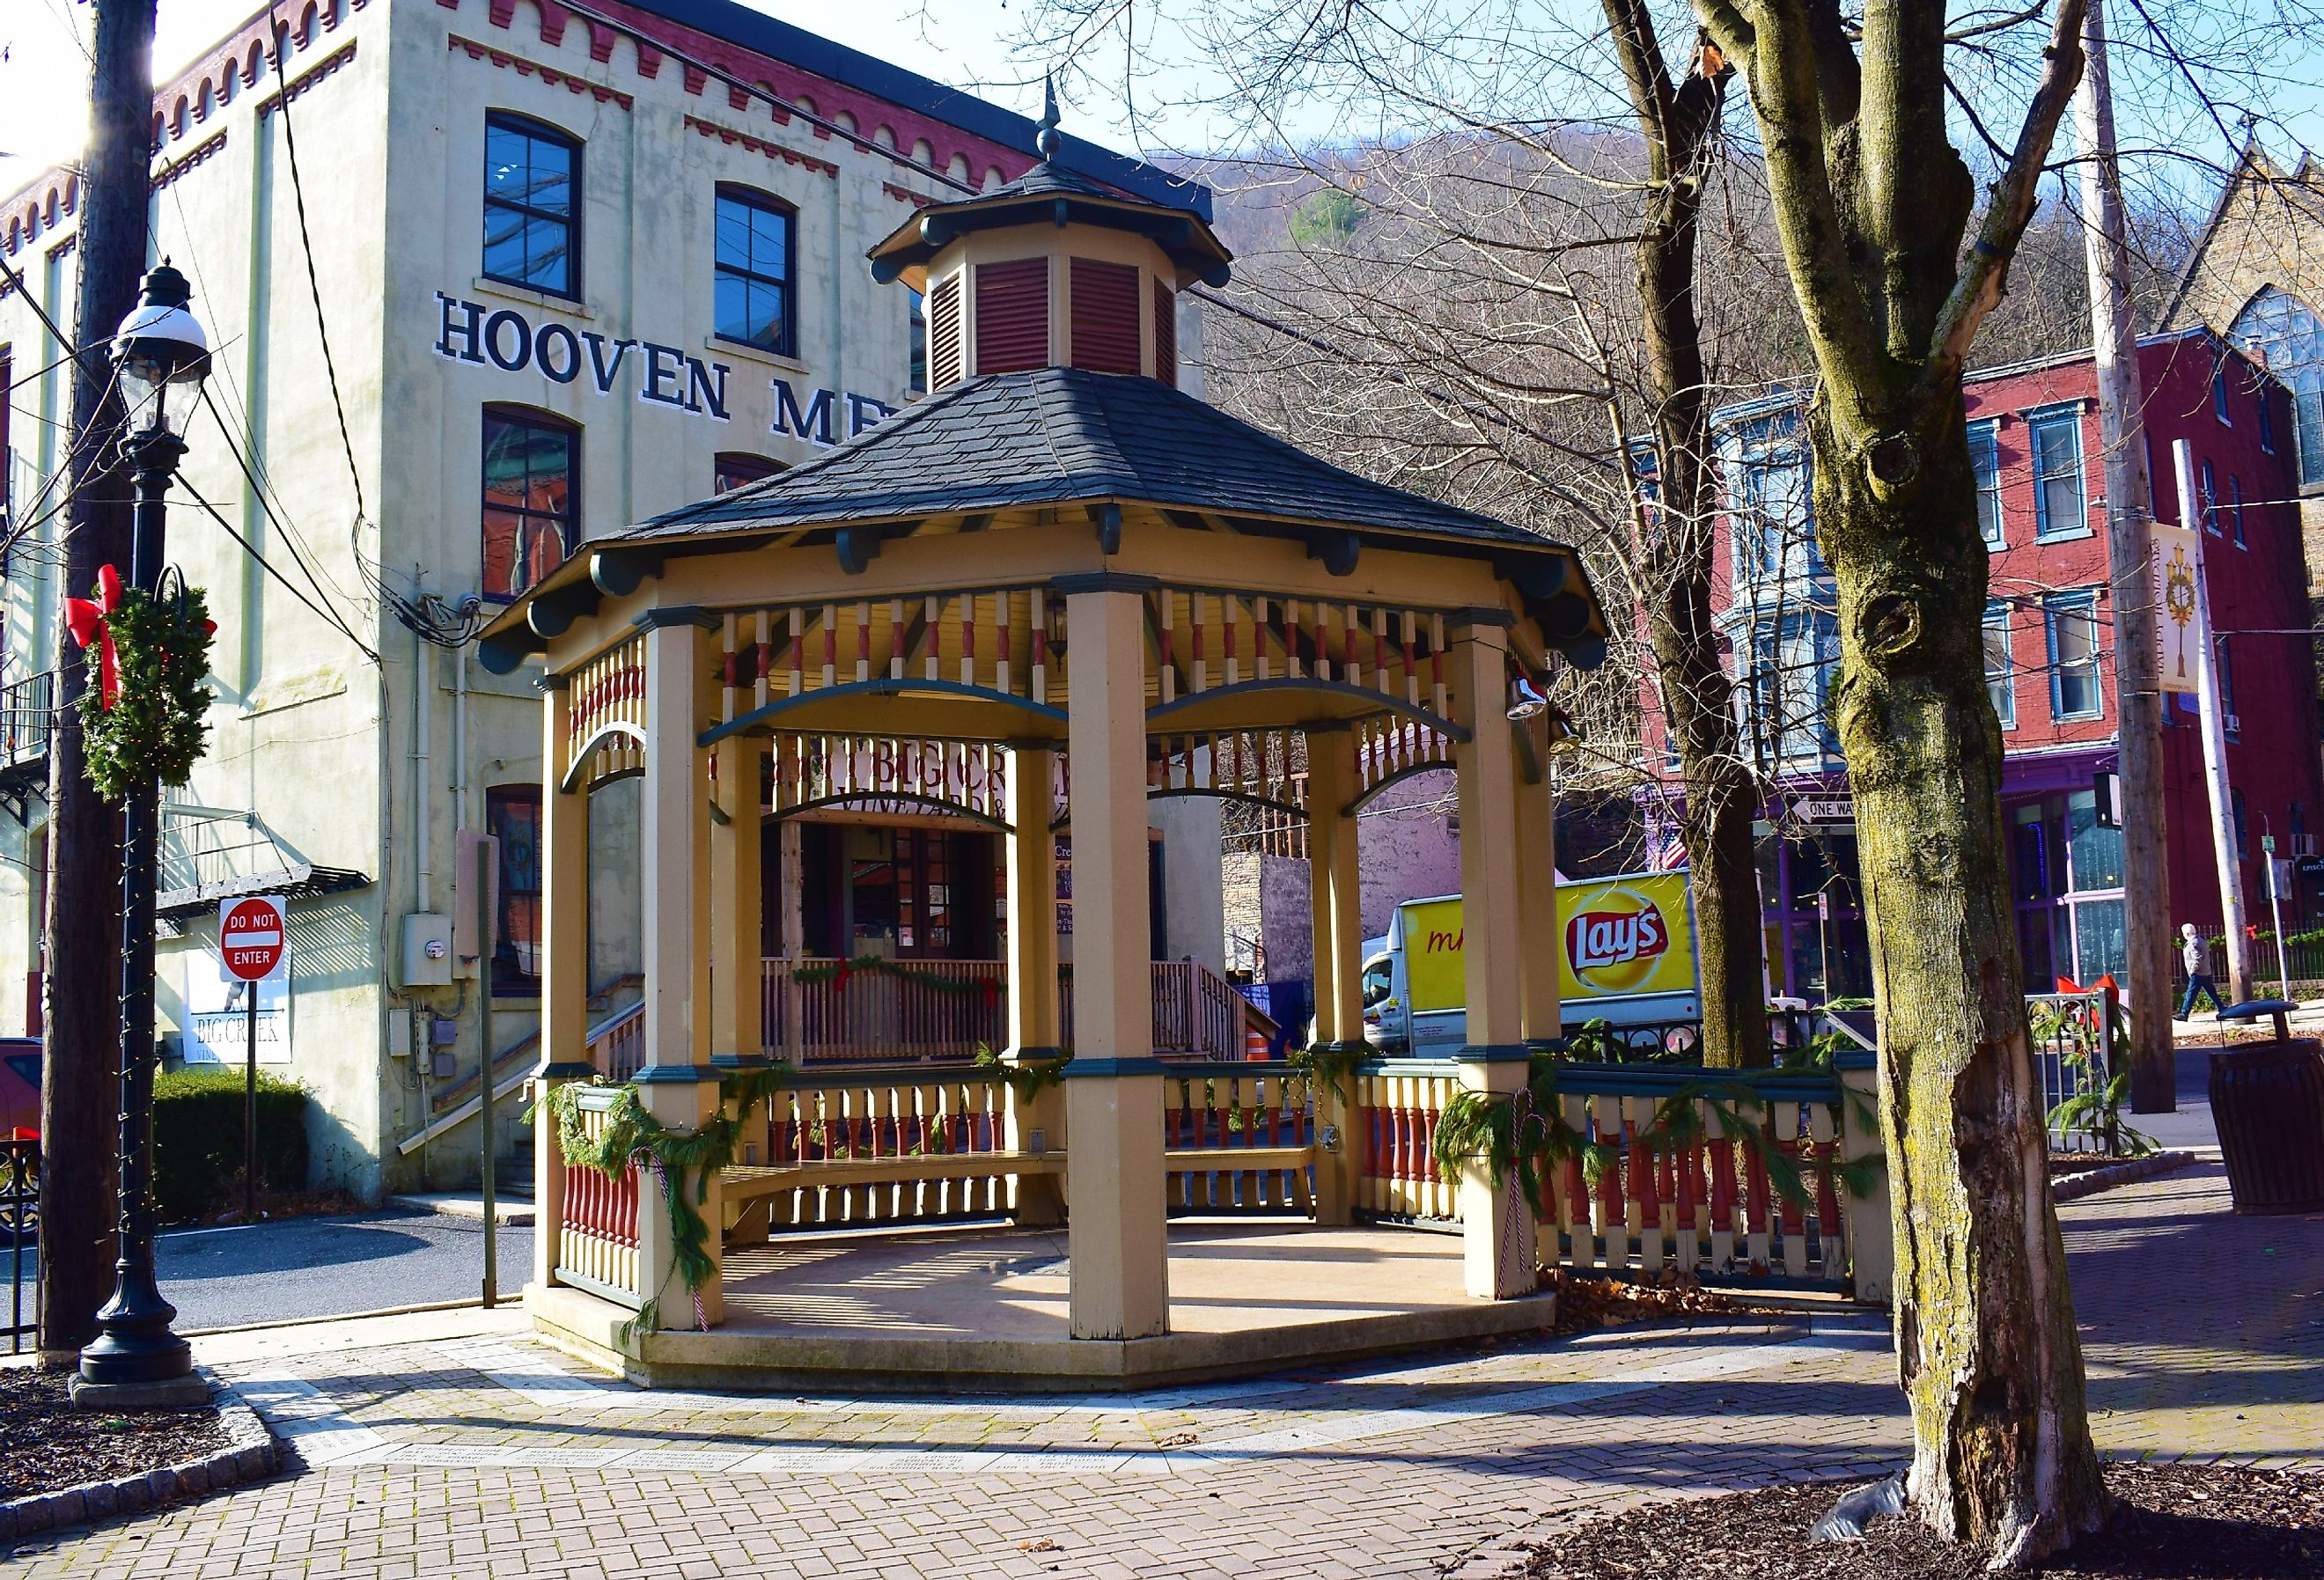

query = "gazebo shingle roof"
[[622, 366, 1552, 553]]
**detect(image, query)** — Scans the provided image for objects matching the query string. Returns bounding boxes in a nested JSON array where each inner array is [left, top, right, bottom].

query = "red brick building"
[[1648, 327, 2322, 1000]]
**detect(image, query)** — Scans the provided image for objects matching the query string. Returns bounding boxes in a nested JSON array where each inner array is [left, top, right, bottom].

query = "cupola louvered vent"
[[974, 258, 1050, 375], [1153, 279, 1177, 388], [1070, 259, 1141, 375], [928, 275, 963, 389]]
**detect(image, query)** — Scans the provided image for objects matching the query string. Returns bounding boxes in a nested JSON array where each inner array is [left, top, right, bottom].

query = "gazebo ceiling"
[[479, 367, 1607, 676]]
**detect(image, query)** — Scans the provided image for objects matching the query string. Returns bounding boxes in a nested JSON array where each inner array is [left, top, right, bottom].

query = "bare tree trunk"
[[1811, 395, 2107, 1560], [39, 0, 153, 1358], [1604, 13, 1771, 1069], [1689, 0, 2110, 1553]]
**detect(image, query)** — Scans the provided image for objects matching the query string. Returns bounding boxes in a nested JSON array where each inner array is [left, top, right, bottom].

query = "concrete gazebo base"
[[526, 1221, 1561, 1393]]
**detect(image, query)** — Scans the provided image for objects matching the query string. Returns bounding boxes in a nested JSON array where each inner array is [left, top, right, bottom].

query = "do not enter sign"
[[219, 895, 290, 983]]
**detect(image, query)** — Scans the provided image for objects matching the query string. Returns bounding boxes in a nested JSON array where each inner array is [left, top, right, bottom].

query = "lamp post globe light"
[[71, 261, 210, 1407]]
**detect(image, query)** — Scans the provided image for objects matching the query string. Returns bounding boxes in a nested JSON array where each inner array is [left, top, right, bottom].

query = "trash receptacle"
[[2209, 1036, 2324, 1215]]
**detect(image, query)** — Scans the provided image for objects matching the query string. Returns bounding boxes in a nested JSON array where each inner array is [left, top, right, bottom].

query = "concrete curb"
[[0, 1368, 278, 1545], [2053, 1150, 2200, 1202]]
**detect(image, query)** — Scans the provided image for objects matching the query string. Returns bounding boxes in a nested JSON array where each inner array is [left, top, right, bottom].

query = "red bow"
[[65, 565, 124, 710]]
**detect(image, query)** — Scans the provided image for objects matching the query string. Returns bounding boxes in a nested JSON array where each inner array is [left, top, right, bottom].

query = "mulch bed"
[[0, 1368, 229, 1502], [1521, 1461, 2323, 1579], [1545, 1269, 1788, 1335]]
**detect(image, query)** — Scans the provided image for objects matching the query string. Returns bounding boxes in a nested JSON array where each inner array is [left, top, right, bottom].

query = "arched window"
[[713, 452, 784, 493], [712, 186, 796, 356], [481, 407, 579, 601], [2229, 285, 2324, 487], [483, 112, 581, 298]]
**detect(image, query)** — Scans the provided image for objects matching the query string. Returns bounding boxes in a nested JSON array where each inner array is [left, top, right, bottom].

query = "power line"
[[172, 473, 380, 662]]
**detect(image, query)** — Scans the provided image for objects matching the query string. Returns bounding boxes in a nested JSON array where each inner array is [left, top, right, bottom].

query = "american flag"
[[1647, 819, 1689, 872]]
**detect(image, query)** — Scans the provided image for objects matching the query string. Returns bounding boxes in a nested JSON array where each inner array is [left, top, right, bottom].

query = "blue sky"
[[6, 0, 2323, 220]]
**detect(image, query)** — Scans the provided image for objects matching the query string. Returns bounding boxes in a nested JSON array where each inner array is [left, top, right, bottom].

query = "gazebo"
[[481, 110, 1622, 1385]]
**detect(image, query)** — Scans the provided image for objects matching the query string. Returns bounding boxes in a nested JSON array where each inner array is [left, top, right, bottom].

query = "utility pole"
[[2172, 437, 2254, 1003], [39, 0, 158, 1358], [2074, 0, 2175, 1112]]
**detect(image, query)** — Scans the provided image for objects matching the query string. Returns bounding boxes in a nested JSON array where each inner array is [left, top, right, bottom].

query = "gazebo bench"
[[720, 1151, 1068, 1199]]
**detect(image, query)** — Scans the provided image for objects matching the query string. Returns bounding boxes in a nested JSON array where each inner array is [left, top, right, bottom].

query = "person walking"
[[2179, 922, 2226, 1019]]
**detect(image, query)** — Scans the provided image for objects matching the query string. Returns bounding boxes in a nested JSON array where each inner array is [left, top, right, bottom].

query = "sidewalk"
[[7, 1165, 2317, 1580]]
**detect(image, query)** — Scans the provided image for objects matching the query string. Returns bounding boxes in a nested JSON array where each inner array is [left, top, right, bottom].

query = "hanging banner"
[[2154, 521, 2201, 695]]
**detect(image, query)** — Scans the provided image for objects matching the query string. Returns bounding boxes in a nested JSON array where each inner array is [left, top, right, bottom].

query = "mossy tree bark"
[[1601, 9, 1771, 1070], [1688, 0, 2108, 1559]]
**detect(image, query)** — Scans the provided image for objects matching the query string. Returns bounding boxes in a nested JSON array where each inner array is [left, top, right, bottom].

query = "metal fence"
[[2025, 990, 2124, 1153], [1, 1137, 35, 1353]]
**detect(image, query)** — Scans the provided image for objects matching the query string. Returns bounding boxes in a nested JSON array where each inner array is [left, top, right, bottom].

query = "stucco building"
[[0, 0, 1211, 1198]]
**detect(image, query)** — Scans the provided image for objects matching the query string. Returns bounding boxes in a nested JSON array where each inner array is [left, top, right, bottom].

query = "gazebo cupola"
[[869, 88, 1232, 390]]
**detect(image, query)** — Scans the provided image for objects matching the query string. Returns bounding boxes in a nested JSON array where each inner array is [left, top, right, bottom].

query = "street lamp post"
[[72, 262, 210, 1407]]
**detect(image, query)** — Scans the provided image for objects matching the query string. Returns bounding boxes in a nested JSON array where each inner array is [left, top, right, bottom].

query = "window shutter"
[[1068, 259, 1140, 374], [1153, 279, 1177, 386], [928, 274, 963, 390], [974, 258, 1049, 375]]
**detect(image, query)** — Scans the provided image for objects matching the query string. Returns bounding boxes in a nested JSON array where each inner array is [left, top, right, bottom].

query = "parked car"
[[0, 1037, 39, 1138]]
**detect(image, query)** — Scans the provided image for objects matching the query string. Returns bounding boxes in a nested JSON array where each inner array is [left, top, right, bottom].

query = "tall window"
[[2044, 591, 2102, 720], [2029, 408, 2085, 539], [2230, 474, 2247, 547], [1983, 601, 2015, 728], [2212, 359, 2234, 425], [2219, 638, 2238, 731], [487, 786, 542, 996], [481, 408, 577, 601], [713, 187, 796, 355], [2259, 383, 2277, 454], [908, 289, 927, 393], [1751, 612, 1835, 762], [482, 114, 578, 297], [1969, 419, 2003, 546], [2233, 787, 2250, 858], [1732, 419, 1816, 584], [2200, 458, 2220, 535]]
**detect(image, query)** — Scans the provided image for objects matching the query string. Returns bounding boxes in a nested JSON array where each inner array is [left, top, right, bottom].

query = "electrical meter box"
[[401, 912, 453, 988]]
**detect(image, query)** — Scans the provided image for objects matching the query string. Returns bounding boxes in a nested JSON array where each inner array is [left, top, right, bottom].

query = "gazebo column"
[[1004, 744, 1066, 1226], [533, 678, 594, 1294], [773, 735, 805, 1063], [711, 737, 771, 1245], [1060, 579, 1169, 1341], [1515, 733, 1562, 1050], [633, 613, 724, 1328], [1451, 614, 1536, 1300], [1304, 724, 1363, 1226]]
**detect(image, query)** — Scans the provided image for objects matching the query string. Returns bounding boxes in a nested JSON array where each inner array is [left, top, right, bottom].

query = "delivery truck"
[[1358, 871, 1701, 1055]]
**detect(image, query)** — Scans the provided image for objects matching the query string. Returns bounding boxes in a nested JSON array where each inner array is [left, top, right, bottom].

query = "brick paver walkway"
[[8, 1163, 2317, 1579]]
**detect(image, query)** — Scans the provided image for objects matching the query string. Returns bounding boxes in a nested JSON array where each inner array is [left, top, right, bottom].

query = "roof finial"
[[1036, 74, 1061, 162]]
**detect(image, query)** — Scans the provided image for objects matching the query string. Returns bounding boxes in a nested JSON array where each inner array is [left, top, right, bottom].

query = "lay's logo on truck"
[[1564, 893, 1673, 994]]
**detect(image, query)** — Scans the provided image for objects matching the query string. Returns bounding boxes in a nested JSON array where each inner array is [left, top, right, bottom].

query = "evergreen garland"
[[1429, 1057, 1886, 1216], [974, 1043, 1067, 1106], [80, 582, 215, 802], [533, 1063, 790, 1299]]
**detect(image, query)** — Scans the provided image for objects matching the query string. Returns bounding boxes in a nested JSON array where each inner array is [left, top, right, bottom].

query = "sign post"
[[459, 833, 501, 1309], [218, 896, 289, 1223]]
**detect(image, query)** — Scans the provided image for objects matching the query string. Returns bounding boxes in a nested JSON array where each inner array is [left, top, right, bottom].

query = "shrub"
[[151, 1067, 307, 1222]]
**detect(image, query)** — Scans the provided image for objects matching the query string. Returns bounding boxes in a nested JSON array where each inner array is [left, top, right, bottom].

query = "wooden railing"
[[1355, 1062, 1461, 1221], [555, 1089, 642, 1308], [1532, 1070, 1857, 1289], [761, 959, 1007, 1065], [734, 1066, 1029, 1228], [761, 957, 1254, 1064], [1163, 1066, 1314, 1214], [589, 1000, 645, 1081]]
